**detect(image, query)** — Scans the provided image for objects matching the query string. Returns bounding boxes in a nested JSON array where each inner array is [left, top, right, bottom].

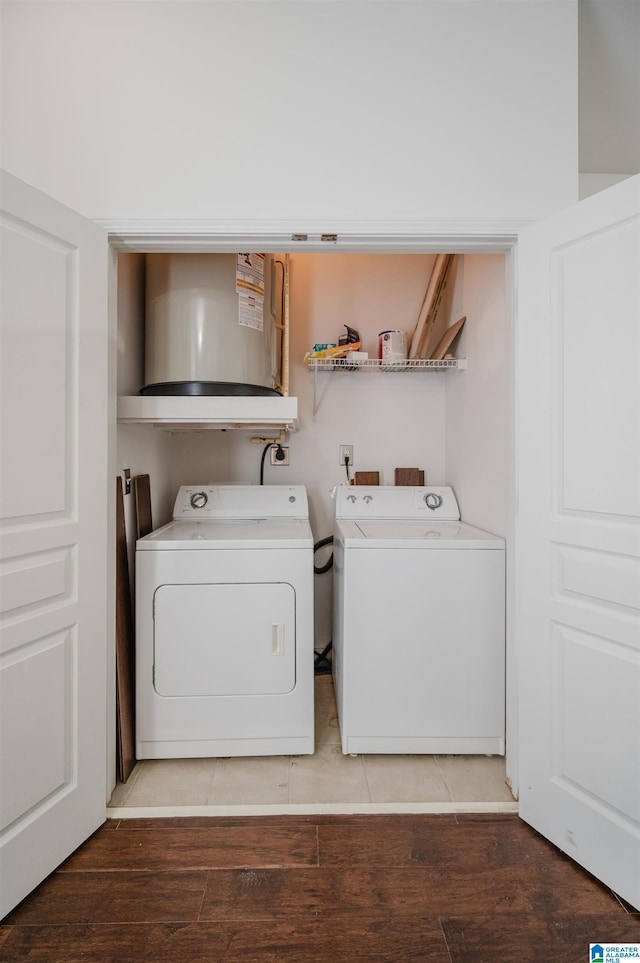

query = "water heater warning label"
[[237, 253, 265, 330]]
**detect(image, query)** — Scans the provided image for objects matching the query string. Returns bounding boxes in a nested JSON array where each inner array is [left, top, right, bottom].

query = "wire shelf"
[[306, 356, 466, 414], [306, 357, 466, 371]]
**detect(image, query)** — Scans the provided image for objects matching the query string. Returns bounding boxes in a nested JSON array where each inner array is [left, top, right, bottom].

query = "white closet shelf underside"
[[117, 395, 298, 431]]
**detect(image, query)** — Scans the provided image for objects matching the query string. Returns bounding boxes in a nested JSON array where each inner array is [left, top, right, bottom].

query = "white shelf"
[[307, 357, 466, 371], [117, 395, 298, 431], [307, 357, 466, 414]]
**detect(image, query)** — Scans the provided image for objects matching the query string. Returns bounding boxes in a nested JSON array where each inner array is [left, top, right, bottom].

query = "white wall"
[[445, 254, 511, 538], [163, 252, 450, 646], [579, 172, 632, 201], [115, 248, 510, 770], [116, 250, 510, 648], [116, 254, 176, 575], [579, 0, 640, 177], [1, 1, 578, 222]]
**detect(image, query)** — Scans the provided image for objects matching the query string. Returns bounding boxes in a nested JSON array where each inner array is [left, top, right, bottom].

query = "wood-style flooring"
[[2, 813, 639, 961]]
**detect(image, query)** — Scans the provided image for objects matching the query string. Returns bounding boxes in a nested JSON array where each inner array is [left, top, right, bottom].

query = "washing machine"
[[136, 485, 314, 759], [332, 486, 505, 755]]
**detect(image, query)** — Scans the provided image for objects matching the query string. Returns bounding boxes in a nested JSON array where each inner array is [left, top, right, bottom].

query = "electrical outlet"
[[270, 445, 289, 466], [339, 445, 353, 466]]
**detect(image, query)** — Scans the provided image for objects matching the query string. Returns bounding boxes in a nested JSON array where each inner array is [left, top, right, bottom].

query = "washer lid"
[[137, 517, 313, 550], [337, 519, 504, 549]]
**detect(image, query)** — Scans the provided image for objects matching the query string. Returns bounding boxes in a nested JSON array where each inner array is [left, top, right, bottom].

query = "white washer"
[[136, 485, 314, 759], [332, 486, 505, 756]]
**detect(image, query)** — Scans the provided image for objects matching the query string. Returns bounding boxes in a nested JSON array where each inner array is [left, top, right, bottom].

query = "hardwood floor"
[[2, 813, 638, 961]]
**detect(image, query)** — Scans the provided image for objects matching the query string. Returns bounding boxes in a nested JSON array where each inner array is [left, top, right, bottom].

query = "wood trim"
[[394, 468, 425, 486], [354, 472, 380, 486], [409, 254, 455, 359], [429, 316, 466, 361], [133, 474, 152, 540], [115, 477, 136, 783]]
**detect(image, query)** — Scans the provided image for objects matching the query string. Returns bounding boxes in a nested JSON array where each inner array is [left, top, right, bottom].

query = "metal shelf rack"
[[306, 356, 467, 414], [307, 358, 466, 371]]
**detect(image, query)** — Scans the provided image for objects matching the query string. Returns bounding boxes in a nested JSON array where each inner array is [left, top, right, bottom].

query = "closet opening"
[[110, 235, 517, 816]]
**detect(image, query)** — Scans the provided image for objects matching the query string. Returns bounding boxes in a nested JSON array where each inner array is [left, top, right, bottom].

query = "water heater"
[[142, 253, 280, 396]]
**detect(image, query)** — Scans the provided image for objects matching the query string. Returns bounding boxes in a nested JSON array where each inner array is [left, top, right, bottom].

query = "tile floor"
[[109, 675, 516, 811]]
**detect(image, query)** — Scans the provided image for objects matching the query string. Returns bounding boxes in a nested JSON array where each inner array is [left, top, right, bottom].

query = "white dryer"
[[136, 485, 314, 759], [332, 486, 505, 756]]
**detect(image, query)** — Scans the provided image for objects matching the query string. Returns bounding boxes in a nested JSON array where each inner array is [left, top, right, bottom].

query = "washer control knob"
[[363, 495, 373, 503], [289, 495, 296, 503], [347, 494, 357, 503], [424, 492, 443, 511], [190, 491, 208, 509]]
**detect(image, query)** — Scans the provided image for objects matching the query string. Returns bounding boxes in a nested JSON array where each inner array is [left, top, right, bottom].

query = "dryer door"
[[154, 582, 296, 696]]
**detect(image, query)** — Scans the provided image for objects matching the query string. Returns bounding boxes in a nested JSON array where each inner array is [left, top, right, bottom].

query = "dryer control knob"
[[363, 495, 373, 503], [347, 494, 357, 503], [190, 491, 209, 509], [424, 492, 443, 510]]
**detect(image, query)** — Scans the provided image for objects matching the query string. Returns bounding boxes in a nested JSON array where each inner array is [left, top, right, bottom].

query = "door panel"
[[558, 218, 639, 516], [0, 223, 73, 516], [556, 627, 638, 821], [0, 171, 108, 918], [0, 633, 72, 830], [517, 174, 640, 908]]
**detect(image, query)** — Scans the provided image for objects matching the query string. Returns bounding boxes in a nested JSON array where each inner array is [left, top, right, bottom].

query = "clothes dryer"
[[332, 486, 505, 755], [136, 485, 314, 758]]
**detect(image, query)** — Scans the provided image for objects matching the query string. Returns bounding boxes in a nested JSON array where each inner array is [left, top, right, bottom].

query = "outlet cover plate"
[[339, 445, 353, 466], [270, 445, 289, 466]]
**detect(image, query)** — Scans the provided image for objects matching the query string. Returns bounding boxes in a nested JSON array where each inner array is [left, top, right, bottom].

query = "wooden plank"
[[409, 254, 455, 359], [354, 472, 380, 486], [429, 316, 466, 361], [133, 474, 153, 539], [115, 476, 136, 783], [394, 468, 425, 486]]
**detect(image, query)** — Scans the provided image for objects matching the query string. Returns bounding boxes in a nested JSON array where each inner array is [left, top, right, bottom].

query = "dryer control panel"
[[335, 485, 460, 520], [173, 485, 309, 519]]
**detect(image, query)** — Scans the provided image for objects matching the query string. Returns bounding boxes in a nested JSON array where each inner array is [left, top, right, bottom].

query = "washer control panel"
[[335, 485, 460, 520], [173, 485, 309, 519]]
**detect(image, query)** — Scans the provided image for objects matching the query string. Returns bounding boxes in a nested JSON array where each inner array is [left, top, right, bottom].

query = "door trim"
[[102, 218, 525, 254], [106, 218, 520, 800]]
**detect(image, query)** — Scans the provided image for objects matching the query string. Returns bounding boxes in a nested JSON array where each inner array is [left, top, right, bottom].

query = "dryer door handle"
[[272, 623, 285, 656]]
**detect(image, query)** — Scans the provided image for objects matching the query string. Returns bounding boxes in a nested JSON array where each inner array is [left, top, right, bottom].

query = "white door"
[[0, 171, 108, 918], [517, 174, 640, 908]]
